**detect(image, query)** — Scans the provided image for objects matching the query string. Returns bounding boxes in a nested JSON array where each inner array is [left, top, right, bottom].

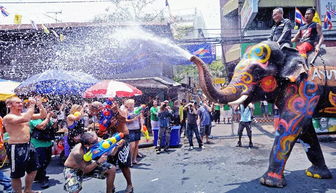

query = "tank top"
[[300, 22, 318, 46]]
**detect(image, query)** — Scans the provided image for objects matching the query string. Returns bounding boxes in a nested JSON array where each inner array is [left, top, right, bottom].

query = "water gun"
[[83, 132, 124, 162], [98, 98, 115, 135], [141, 125, 150, 142], [128, 104, 146, 119], [134, 104, 146, 115]]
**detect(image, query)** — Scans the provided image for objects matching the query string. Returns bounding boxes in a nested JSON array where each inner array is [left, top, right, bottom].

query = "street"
[[2, 122, 336, 193]]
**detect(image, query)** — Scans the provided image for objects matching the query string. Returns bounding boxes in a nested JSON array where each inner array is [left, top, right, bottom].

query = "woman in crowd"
[[125, 99, 142, 165]]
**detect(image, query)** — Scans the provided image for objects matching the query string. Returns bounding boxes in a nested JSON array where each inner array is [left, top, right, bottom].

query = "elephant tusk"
[[228, 95, 248, 106]]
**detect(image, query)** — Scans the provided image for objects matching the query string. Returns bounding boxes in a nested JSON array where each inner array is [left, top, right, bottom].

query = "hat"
[[164, 100, 169, 103]]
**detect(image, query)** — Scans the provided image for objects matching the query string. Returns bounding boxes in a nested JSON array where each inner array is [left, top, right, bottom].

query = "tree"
[[93, 0, 166, 23], [173, 59, 226, 84]]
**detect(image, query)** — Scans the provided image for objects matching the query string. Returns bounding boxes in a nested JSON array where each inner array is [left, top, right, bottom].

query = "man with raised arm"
[[3, 96, 46, 193]]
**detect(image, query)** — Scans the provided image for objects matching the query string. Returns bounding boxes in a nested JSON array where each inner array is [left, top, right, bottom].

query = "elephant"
[[190, 40, 336, 188]]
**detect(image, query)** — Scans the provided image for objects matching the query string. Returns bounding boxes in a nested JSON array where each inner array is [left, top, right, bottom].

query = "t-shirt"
[[150, 106, 159, 121], [158, 110, 171, 128], [223, 104, 231, 111], [214, 104, 221, 111], [187, 107, 198, 125], [198, 106, 211, 127], [240, 104, 252, 122], [29, 119, 54, 148]]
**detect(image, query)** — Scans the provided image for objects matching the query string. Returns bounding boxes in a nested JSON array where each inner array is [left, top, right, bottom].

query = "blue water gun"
[[98, 99, 115, 135], [83, 132, 124, 162]]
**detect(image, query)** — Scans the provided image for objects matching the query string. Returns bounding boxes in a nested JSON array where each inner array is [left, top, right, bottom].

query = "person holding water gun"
[[124, 99, 143, 166], [64, 131, 124, 193], [89, 99, 134, 193]]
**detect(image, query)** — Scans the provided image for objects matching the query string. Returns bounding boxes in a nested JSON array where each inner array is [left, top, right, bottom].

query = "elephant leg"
[[300, 120, 332, 179], [259, 116, 303, 188]]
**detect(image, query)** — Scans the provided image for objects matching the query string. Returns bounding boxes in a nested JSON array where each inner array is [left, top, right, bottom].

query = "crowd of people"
[[0, 94, 258, 193]]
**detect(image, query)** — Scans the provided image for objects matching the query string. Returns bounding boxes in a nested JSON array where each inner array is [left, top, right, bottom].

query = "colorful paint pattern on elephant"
[[272, 80, 320, 174], [243, 43, 271, 64], [319, 91, 336, 113]]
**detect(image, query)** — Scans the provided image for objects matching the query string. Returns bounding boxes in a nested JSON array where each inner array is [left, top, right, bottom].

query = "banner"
[[182, 43, 216, 64]]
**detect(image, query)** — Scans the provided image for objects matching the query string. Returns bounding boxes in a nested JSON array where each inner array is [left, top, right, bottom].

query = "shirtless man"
[[89, 101, 133, 193], [64, 132, 122, 193], [3, 96, 47, 193]]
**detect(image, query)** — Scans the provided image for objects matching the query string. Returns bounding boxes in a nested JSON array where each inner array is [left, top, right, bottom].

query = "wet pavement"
[[2, 121, 336, 193]]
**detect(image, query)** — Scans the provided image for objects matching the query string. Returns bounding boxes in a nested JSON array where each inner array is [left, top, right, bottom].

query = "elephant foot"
[[305, 165, 332, 179], [259, 172, 286, 188]]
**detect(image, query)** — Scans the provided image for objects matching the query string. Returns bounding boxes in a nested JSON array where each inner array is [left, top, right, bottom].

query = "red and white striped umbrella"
[[83, 80, 142, 98]]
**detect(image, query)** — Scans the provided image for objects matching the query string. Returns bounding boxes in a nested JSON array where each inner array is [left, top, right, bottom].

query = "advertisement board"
[[313, 118, 336, 134], [241, 0, 258, 31]]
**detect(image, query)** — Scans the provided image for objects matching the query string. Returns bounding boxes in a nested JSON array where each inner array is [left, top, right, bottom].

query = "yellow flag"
[[59, 33, 65, 41], [313, 11, 322, 25], [14, 14, 22, 24], [41, 24, 50, 34]]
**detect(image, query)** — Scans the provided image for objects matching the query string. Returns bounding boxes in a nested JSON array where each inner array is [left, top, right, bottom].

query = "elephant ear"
[[280, 46, 307, 82]]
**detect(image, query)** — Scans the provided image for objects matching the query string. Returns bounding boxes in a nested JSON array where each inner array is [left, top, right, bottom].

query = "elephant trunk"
[[190, 56, 243, 104]]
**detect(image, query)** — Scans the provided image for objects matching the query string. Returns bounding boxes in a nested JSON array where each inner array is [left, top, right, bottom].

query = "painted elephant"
[[190, 41, 336, 187]]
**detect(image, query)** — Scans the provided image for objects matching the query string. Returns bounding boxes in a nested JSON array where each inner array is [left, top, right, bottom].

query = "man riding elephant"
[[291, 8, 324, 60]]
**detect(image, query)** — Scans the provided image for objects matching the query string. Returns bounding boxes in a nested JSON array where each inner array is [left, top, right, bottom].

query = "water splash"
[[1, 25, 192, 81]]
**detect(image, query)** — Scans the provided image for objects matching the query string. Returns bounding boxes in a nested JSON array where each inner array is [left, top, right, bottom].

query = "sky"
[[0, 0, 220, 29]]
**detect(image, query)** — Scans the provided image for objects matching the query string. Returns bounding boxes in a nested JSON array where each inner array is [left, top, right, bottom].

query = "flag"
[[41, 24, 50, 34], [59, 33, 65, 41], [14, 14, 22, 24], [295, 8, 306, 26], [51, 30, 59, 38], [324, 11, 333, 30], [0, 6, 9, 17], [327, 8, 336, 16], [312, 11, 322, 25], [31, 20, 38, 30]]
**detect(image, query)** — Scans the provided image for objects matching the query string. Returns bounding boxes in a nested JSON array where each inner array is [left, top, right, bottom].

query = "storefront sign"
[[183, 43, 216, 64], [241, 0, 258, 31]]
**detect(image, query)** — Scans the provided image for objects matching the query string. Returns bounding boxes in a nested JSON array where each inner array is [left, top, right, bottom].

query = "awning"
[[0, 79, 20, 101], [222, 0, 239, 16], [117, 77, 181, 89]]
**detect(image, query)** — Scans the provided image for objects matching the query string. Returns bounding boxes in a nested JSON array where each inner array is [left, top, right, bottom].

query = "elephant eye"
[[252, 66, 266, 80]]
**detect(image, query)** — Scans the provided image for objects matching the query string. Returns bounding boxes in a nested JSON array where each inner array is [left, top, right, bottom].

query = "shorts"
[[151, 120, 159, 129], [7, 143, 38, 178], [63, 162, 114, 193], [223, 110, 232, 118], [129, 129, 141, 142], [200, 125, 212, 136], [108, 135, 131, 168]]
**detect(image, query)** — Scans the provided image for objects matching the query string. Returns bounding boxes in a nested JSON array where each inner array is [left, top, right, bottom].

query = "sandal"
[[125, 186, 134, 193]]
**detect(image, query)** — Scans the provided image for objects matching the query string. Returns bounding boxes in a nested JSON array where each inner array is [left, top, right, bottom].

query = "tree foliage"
[[93, 0, 166, 23], [173, 59, 225, 83]]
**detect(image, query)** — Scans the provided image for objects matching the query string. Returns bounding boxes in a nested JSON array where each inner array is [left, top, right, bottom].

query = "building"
[[220, 0, 336, 68], [0, 22, 182, 101]]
